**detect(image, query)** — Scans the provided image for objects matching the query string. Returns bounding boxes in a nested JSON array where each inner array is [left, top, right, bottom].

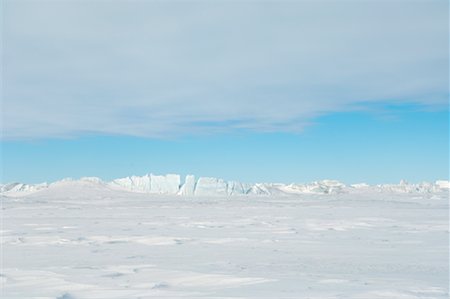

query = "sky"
[[1, 0, 449, 184]]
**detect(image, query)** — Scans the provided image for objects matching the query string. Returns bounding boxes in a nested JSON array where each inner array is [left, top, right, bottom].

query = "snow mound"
[[280, 180, 346, 194], [374, 180, 449, 194], [436, 180, 450, 189], [0, 182, 48, 195]]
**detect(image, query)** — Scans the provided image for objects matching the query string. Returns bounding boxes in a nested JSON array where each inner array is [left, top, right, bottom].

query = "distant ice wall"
[[110, 174, 180, 194], [2, 174, 449, 196], [179, 175, 196, 195]]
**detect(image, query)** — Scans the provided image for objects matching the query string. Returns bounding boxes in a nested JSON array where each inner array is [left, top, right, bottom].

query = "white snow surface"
[[1, 183, 448, 298], [1, 174, 449, 197]]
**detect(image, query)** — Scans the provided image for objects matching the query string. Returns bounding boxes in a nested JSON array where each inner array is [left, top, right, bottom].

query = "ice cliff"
[[1, 174, 449, 197]]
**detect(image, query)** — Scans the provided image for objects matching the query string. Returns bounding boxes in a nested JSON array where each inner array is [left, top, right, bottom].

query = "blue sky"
[[1, 1, 449, 184], [2, 104, 448, 184]]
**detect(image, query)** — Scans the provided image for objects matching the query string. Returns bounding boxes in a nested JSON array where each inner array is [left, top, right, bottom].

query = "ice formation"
[[1, 173, 449, 197]]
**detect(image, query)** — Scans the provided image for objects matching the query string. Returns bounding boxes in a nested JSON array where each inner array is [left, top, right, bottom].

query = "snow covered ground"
[[1, 180, 448, 298]]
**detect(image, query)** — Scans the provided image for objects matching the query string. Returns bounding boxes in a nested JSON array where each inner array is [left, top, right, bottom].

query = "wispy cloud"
[[2, 0, 448, 139]]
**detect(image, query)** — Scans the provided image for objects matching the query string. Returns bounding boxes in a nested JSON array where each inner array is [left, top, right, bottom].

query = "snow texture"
[[1, 184, 448, 298]]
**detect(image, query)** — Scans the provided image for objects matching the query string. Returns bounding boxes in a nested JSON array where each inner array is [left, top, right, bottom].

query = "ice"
[[149, 174, 180, 194], [226, 180, 249, 195], [1, 173, 449, 197], [436, 180, 450, 189], [178, 175, 196, 195], [194, 177, 229, 196], [247, 183, 272, 195], [110, 175, 153, 193], [279, 180, 346, 194], [110, 173, 180, 194]]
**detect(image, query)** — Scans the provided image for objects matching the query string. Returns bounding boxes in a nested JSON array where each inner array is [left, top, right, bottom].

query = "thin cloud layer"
[[2, 1, 448, 139]]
